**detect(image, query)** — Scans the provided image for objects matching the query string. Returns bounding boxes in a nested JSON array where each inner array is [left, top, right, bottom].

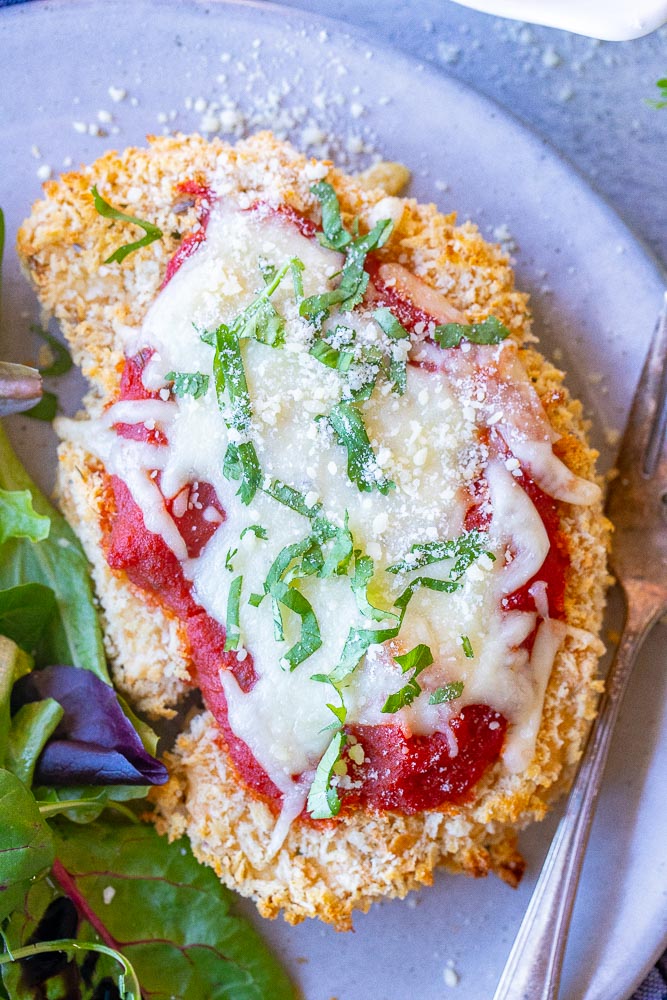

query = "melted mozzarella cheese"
[[58, 202, 601, 840]]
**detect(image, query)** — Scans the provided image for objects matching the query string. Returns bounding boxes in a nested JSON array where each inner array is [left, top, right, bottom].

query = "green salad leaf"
[[1, 820, 295, 1000], [0, 583, 56, 652], [0, 769, 55, 924], [0, 489, 50, 545], [0, 425, 108, 680]]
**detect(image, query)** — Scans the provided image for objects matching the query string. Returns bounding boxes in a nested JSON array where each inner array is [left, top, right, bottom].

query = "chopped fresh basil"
[[394, 643, 434, 675], [326, 621, 403, 685], [240, 524, 268, 541], [31, 326, 73, 378], [323, 700, 347, 730], [461, 635, 474, 658], [263, 480, 337, 540], [429, 681, 464, 705], [290, 257, 305, 302], [381, 643, 434, 714], [91, 186, 163, 265], [223, 576, 243, 652], [224, 547, 237, 572], [386, 529, 493, 576], [223, 440, 261, 506], [373, 307, 410, 395], [327, 402, 394, 495], [232, 257, 304, 347], [202, 326, 252, 434], [270, 580, 322, 670], [311, 181, 353, 251], [346, 345, 383, 402], [309, 338, 354, 372], [319, 514, 354, 578], [433, 315, 511, 348], [165, 370, 209, 399], [351, 552, 398, 622], [381, 677, 421, 714], [306, 731, 346, 819], [300, 217, 393, 323], [201, 324, 260, 504], [258, 257, 277, 284]]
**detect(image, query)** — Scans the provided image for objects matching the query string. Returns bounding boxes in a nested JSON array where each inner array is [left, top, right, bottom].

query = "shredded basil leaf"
[[373, 306, 410, 395], [165, 370, 209, 399], [222, 440, 262, 506], [381, 643, 434, 715], [386, 529, 493, 576], [223, 575, 243, 651], [351, 552, 398, 622], [327, 402, 394, 495], [394, 643, 434, 674], [461, 635, 474, 658], [306, 731, 346, 819], [319, 514, 354, 578], [429, 681, 464, 705], [201, 325, 260, 504], [326, 621, 403, 685], [224, 547, 237, 572], [270, 580, 322, 670], [240, 524, 268, 541], [346, 345, 383, 402], [311, 181, 353, 251], [91, 186, 163, 265], [263, 480, 337, 540], [232, 257, 303, 347], [300, 218, 393, 322], [433, 315, 511, 348], [309, 338, 354, 372]]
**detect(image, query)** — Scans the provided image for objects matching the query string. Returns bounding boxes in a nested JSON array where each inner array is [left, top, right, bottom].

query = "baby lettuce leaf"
[[7, 699, 64, 788], [2, 820, 297, 1000], [0, 583, 56, 652], [11, 665, 167, 787], [0, 424, 108, 681], [0, 636, 32, 768], [0, 489, 50, 545], [0, 769, 55, 924]]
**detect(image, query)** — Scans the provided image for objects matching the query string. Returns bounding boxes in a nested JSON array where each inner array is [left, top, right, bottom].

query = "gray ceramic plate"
[[1, 2, 666, 998]]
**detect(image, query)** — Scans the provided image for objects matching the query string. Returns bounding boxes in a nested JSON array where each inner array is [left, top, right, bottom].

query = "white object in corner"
[[450, 0, 667, 40]]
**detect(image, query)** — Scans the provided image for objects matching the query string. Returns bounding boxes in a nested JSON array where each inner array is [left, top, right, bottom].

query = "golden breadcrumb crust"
[[17, 132, 609, 930]]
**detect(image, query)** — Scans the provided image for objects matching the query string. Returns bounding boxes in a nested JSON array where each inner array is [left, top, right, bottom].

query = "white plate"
[[1, 2, 666, 998]]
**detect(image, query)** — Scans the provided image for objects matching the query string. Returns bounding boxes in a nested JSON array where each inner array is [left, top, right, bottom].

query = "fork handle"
[[492, 583, 665, 1000]]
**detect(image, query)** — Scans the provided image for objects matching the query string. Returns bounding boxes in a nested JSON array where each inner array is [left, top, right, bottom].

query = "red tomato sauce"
[[344, 706, 507, 813]]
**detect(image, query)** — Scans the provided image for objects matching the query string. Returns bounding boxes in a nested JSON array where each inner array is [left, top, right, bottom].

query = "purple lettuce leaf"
[[11, 665, 167, 787]]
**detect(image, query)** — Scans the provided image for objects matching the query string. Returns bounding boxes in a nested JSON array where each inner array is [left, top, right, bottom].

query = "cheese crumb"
[[108, 85, 127, 102], [102, 886, 116, 905], [348, 743, 365, 765]]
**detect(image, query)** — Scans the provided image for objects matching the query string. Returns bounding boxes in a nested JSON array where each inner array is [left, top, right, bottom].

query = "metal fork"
[[492, 292, 667, 1000]]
